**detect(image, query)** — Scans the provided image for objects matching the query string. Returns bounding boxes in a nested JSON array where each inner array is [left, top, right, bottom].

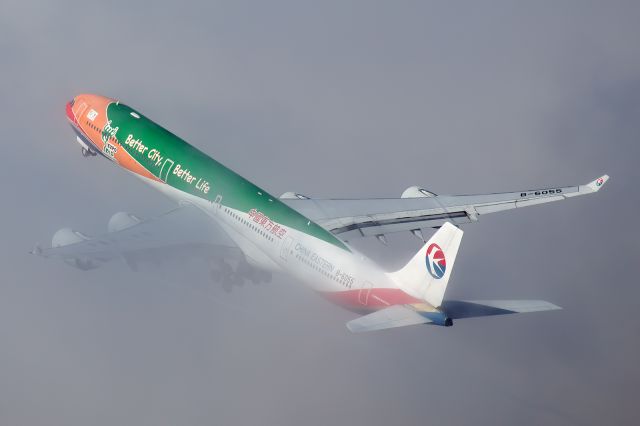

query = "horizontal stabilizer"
[[346, 304, 454, 333], [346, 300, 560, 332], [346, 305, 433, 333], [441, 300, 561, 319]]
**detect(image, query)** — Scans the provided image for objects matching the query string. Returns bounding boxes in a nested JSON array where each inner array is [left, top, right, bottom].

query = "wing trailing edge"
[[283, 174, 610, 240]]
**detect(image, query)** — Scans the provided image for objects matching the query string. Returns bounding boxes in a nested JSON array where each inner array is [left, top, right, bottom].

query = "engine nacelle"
[[279, 192, 311, 200], [108, 212, 142, 233], [52, 228, 90, 248], [401, 186, 437, 198]]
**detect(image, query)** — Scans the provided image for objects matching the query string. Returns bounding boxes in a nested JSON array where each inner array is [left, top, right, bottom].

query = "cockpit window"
[[69, 99, 75, 107]]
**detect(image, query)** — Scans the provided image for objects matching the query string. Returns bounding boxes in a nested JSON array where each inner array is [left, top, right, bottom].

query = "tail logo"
[[426, 243, 446, 279]]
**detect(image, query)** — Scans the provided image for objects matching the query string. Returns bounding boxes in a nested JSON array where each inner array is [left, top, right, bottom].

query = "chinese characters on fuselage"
[[248, 209, 287, 238]]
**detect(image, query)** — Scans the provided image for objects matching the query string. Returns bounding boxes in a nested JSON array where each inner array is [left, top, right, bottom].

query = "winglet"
[[584, 174, 609, 193]]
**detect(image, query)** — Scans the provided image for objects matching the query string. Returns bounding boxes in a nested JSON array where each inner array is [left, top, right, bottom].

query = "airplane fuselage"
[[66, 94, 426, 313]]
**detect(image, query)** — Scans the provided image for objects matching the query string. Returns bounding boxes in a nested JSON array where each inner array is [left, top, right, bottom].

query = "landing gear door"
[[280, 236, 294, 261]]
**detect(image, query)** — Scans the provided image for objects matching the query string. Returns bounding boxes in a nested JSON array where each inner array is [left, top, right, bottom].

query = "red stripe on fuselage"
[[321, 288, 423, 313]]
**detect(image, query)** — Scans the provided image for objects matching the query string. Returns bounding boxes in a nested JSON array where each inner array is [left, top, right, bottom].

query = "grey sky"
[[1, 1, 639, 425]]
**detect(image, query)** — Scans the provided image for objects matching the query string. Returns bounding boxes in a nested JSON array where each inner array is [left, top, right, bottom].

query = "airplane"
[[33, 93, 609, 332]]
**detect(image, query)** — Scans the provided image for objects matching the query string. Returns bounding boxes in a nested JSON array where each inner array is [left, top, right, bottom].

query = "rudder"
[[389, 222, 463, 307]]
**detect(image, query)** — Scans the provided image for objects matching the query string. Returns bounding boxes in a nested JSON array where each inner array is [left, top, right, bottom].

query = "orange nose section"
[[65, 100, 77, 125], [67, 93, 117, 125]]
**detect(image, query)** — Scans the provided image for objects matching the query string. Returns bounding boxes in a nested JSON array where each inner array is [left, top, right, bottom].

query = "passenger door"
[[280, 236, 294, 261], [160, 158, 174, 182], [358, 281, 373, 305]]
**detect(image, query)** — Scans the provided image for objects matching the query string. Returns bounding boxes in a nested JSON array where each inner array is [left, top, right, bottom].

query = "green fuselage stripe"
[[105, 102, 349, 251]]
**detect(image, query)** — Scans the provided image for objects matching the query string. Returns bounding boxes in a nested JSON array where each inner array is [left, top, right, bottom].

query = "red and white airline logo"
[[425, 243, 446, 279]]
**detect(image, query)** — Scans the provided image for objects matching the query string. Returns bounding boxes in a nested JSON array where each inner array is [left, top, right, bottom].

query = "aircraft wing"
[[283, 175, 609, 240], [32, 204, 241, 270]]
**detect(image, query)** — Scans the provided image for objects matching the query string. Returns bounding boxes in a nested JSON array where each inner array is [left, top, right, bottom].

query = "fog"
[[1, 1, 639, 425]]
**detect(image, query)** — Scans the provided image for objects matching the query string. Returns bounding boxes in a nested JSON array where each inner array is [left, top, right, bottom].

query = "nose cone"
[[66, 93, 118, 125], [65, 99, 77, 124]]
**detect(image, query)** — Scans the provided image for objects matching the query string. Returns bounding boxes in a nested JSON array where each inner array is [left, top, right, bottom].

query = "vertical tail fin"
[[389, 222, 463, 307]]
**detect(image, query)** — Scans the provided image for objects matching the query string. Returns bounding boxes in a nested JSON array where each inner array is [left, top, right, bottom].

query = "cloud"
[[1, 1, 639, 425]]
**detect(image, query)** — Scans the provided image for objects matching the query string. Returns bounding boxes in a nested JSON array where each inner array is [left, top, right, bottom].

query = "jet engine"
[[52, 228, 90, 248], [51, 228, 98, 270], [279, 192, 311, 200], [400, 186, 437, 198], [108, 212, 142, 233], [400, 186, 438, 242]]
